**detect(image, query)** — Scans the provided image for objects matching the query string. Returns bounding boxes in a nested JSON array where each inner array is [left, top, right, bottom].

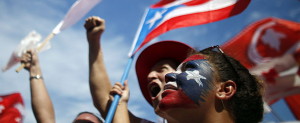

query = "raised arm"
[[84, 16, 143, 122], [84, 16, 112, 117], [21, 50, 55, 123]]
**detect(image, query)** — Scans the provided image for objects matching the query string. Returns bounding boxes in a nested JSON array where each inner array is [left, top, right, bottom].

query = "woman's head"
[[200, 46, 264, 123], [147, 59, 178, 109], [135, 40, 195, 106], [160, 46, 264, 122]]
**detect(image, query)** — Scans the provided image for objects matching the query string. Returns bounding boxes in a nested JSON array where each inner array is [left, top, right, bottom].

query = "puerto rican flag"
[[128, 0, 251, 56], [221, 17, 300, 119]]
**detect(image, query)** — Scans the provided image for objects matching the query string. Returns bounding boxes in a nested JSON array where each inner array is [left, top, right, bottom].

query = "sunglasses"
[[200, 45, 239, 80]]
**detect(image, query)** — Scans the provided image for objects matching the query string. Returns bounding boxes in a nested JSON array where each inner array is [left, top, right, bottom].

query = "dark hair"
[[74, 111, 103, 123], [199, 49, 264, 123]]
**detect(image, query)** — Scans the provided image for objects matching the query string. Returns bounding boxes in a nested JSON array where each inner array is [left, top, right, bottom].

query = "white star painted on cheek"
[[186, 70, 206, 87]]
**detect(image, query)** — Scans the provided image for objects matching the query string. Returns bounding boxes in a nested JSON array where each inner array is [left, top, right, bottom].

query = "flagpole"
[[128, 8, 149, 57], [105, 8, 149, 123], [15, 33, 56, 72], [15, 0, 102, 73], [105, 56, 134, 123]]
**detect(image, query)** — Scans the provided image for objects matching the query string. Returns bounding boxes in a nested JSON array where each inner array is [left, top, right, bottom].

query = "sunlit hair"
[[196, 47, 264, 123], [73, 111, 103, 123]]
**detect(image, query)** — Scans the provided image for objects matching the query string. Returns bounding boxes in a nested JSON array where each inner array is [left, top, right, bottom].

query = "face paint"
[[159, 89, 196, 110], [164, 54, 214, 105], [176, 58, 214, 104]]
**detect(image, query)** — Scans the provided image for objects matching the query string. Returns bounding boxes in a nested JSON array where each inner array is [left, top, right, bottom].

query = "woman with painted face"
[[159, 46, 264, 123], [113, 45, 264, 123]]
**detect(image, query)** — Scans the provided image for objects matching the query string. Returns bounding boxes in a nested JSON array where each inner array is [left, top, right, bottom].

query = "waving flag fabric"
[[12, 0, 101, 72], [1, 31, 48, 72], [52, 0, 101, 34], [0, 93, 24, 123], [128, 0, 251, 56], [285, 94, 300, 120], [221, 17, 300, 118]]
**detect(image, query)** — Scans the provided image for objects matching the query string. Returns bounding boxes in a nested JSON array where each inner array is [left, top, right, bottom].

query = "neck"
[[162, 104, 234, 123]]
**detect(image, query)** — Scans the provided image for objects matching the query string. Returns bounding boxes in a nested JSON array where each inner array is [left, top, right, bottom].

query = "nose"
[[147, 71, 158, 82], [165, 73, 177, 83]]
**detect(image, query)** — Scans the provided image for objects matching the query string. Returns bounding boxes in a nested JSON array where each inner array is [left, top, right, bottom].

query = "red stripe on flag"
[[285, 95, 300, 120], [184, 0, 210, 6], [151, 0, 177, 8]]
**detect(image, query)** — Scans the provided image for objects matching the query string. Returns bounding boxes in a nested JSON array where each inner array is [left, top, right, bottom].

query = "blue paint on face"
[[175, 59, 214, 104]]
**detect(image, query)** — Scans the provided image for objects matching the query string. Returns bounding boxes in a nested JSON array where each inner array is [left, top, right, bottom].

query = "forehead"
[[183, 54, 206, 63], [177, 54, 211, 70], [151, 59, 177, 70]]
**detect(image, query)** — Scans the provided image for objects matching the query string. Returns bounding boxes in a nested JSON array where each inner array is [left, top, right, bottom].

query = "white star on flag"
[[262, 28, 286, 51], [146, 10, 167, 29], [186, 70, 206, 87], [15, 117, 21, 122], [0, 104, 5, 113]]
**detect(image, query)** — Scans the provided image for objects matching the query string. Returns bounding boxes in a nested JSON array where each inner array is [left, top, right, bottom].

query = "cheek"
[[177, 70, 214, 105], [159, 90, 196, 111]]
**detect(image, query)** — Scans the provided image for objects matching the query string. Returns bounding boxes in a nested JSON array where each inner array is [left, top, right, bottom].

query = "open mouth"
[[148, 82, 161, 97], [164, 82, 178, 90]]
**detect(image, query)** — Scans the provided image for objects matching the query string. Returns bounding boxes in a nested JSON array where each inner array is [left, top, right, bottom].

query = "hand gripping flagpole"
[[105, 8, 149, 123]]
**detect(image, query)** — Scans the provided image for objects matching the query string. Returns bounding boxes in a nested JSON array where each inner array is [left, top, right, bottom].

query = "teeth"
[[165, 81, 178, 88]]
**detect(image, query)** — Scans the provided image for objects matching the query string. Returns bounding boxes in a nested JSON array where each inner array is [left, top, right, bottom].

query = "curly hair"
[[200, 49, 264, 123]]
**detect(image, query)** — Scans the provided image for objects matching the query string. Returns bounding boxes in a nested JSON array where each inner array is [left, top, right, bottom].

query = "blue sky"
[[0, 0, 299, 122]]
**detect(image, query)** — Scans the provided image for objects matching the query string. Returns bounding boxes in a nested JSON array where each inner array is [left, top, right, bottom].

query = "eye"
[[184, 61, 199, 70], [157, 66, 169, 73]]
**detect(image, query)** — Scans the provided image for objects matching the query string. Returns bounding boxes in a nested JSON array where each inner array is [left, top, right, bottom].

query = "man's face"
[[159, 55, 215, 111], [147, 59, 177, 110]]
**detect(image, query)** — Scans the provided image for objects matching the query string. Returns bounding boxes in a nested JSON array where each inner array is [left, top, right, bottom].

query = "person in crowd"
[[21, 50, 103, 123], [73, 111, 103, 123], [84, 16, 194, 122], [21, 50, 55, 123], [112, 45, 264, 123]]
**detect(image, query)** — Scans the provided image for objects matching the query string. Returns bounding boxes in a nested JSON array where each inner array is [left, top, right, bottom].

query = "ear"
[[215, 80, 236, 100]]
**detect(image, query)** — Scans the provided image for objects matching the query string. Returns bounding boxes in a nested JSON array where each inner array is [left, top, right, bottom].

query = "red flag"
[[221, 17, 300, 117], [285, 94, 300, 120], [222, 17, 300, 68], [0, 93, 24, 123], [128, 0, 251, 56]]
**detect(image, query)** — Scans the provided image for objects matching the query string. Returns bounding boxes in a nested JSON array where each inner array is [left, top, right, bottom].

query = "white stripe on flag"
[[157, 0, 238, 27]]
